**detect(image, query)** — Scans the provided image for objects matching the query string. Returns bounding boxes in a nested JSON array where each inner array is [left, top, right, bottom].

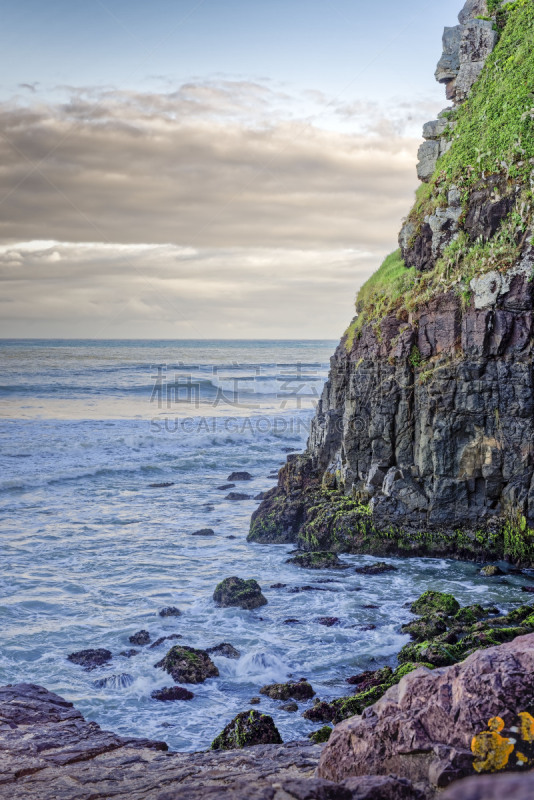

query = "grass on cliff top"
[[344, 250, 414, 349], [436, 0, 534, 192]]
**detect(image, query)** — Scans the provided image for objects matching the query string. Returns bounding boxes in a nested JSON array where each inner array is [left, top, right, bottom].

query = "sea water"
[[0, 339, 530, 751]]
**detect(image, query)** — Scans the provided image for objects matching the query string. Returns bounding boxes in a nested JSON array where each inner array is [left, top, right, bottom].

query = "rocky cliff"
[[249, 0, 534, 565]]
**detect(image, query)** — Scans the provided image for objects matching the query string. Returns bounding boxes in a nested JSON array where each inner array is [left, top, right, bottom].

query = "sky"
[[0, 0, 461, 339]]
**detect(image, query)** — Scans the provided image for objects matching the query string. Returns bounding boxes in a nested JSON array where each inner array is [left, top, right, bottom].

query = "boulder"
[[479, 564, 504, 576], [260, 679, 315, 702], [149, 633, 182, 649], [318, 633, 534, 792], [287, 551, 349, 570], [213, 577, 267, 610], [155, 645, 219, 684], [210, 710, 282, 750], [354, 562, 398, 576], [225, 492, 252, 501], [67, 648, 112, 670], [191, 528, 215, 536], [151, 686, 194, 702], [309, 726, 333, 744], [217, 483, 235, 490], [279, 702, 298, 712], [410, 591, 460, 616], [129, 630, 150, 646], [317, 616, 340, 627], [159, 606, 182, 617], [227, 471, 253, 481], [206, 642, 241, 659]]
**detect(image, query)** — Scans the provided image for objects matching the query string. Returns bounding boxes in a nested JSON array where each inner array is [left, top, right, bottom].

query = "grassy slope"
[[345, 0, 534, 347]]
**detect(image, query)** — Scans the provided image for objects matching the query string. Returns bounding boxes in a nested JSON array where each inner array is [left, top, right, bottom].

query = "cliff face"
[[249, 0, 534, 564]]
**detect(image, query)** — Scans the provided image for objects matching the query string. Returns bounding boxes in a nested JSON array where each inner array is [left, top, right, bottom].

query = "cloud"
[[0, 80, 435, 337]]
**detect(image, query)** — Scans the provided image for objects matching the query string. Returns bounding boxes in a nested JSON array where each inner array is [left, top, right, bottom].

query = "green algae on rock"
[[260, 680, 315, 702], [213, 576, 267, 610], [155, 645, 219, 684], [309, 725, 333, 744], [286, 551, 349, 570], [410, 591, 460, 617], [210, 710, 282, 750]]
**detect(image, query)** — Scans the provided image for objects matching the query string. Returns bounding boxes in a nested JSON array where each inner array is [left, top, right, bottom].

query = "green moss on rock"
[[286, 551, 349, 570], [410, 591, 460, 617], [259, 680, 315, 702], [211, 710, 282, 750], [213, 576, 267, 610], [155, 645, 219, 684], [309, 725, 332, 744]]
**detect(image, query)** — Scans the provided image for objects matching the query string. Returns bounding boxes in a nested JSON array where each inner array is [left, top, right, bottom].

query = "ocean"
[[0, 339, 525, 751]]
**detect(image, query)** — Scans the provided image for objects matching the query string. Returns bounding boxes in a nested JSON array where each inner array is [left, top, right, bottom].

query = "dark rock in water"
[[346, 668, 393, 690], [211, 709, 282, 750], [155, 645, 219, 684], [284, 618, 301, 624], [303, 700, 336, 723], [401, 614, 448, 642], [151, 686, 194, 702], [159, 606, 182, 617], [93, 673, 134, 690], [317, 617, 340, 627], [191, 528, 215, 536], [129, 630, 150, 646], [260, 679, 315, 702], [206, 642, 241, 659], [119, 649, 139, 658], [522, 585, 534, 593], [255, 492, 267, 500], [288, 585, 328, 593], [308, 725, 332, 744], [319, 635, 534, 791], [480, 564, 504, 576], [149, 633, 183, 649], [226, 535, 237, 539], [279, 702, 298, 712], [282, 447, 298, 453], [148, 482, 174, 488], [225, 492, 251, 501], [217, 483, 235, 490], [357, 623, 377, 631], [354, 562, 397, 575], [227, 471, 253, 481], [363, 604, 378, 609], [287, 551, 349, 570], [67, 648, 112, 671], [249, 696, 260, 704], [270, 582, 287, 589], [410, 590, 460, 616], [213, 576, 267, 610]]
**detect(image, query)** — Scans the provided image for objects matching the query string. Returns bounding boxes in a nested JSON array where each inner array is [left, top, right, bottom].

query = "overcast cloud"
[[0, 81, 434, 338]]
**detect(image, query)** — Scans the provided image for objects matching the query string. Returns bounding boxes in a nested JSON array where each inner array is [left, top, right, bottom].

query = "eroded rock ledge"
[[3, 636, 534, 799]]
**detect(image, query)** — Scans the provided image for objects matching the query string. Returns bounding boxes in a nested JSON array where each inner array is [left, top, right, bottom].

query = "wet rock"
[[206, 642, 241, 659], [363, 604, 378, 609], [280, 702, 298, 712], [479, 564, 504, 576], [67, 648, 112, 671], [119, 649, 139, 658], [191, 528, 215, 536], [317, 617, 340, 627], [401, 614, 448, 642], [151, 686, 194, 702], [522, 585, 534, 593], [284, 618, 301, 624], [346, 667, 393, 691], [357, 623, 376, 631], [287, 551, 349, 570], [303, 701, 336, 723], [354, 562, 397, 575], [260, 680, 315, 702], [155, 645, 219, 684], [129, 630, 151, 646], [249, 696, 260, 704], [149, 633, 183, 649], [148, 482, 174, 488], [226, 535, 237, 539], [93, 673, 134, 690], [217, 483, 235, 490], [225, 492, 251, 501], [318, 633, 534, 792], [270, 582, 287, 588], [255, 492, 267, 500], [227, 471, 253, 481], [309, 726, 333, 744], [410, 590, 460, 616], [213, 576, 267, 610], [288, 585, 328, 593], [159, 606, 182, 617], [211, 709, 282, 750]]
